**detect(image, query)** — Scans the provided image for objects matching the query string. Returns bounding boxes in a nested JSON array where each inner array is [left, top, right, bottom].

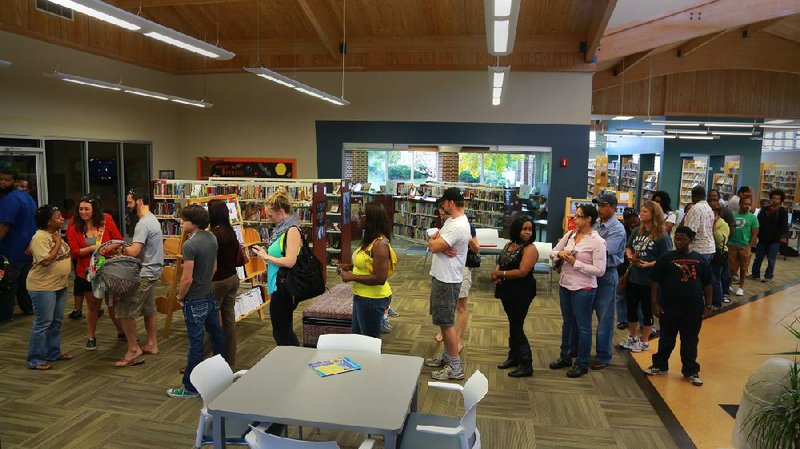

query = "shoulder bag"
[[277, 227, 326, 304], [553, 231, 576, 274]]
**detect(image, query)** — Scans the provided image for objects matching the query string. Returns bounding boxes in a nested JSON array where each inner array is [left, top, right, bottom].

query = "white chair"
[[475, 228, 499, 245], [398, 370, 489, 449], [316, 334, 382, 354], [245, 425, 375, 449], [190, 355, 255, 448], [532, 242, 554, 294]]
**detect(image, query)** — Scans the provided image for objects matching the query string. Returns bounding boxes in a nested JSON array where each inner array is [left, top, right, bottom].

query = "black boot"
[[497, 339, 518, 369], [508, 343, 534, 378]]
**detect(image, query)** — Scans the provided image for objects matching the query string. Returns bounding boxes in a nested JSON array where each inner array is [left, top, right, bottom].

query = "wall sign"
[[197, 157, 297, 180]]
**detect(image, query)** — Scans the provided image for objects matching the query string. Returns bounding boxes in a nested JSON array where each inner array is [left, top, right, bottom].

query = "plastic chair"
[[245, 425, 375, 449], [317, 334, 382, 354], [398, 370, 489, 449], [532, 242, 553, 294], [191, 355, 257, 448]]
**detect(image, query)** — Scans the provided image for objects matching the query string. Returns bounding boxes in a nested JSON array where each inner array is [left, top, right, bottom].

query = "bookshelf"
[[641, 171, 659, 202], [607, 157, 620, 191], [619, 158, 639, 200], [712, 173, 738, 201], [587, 155, 609, 197], [679, 160, 708, 210], [323, 180, 353, 270], [587, 158, 596, 197], [758, 163, 800, 209]]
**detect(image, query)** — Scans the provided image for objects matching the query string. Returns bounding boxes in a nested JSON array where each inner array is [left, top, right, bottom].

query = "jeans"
[[721, 258, 732, 296], [652, 302, 703, 376], [593, 270, 617, 364], [27, 288, 67, 368], [559, 287, 595, 369], [352, 295, 391, 338], [182, 295, 226, 393], [500, 293, 534, 358], [752, 241, 780, 280], [269, 290, 299, 346], [711, 263, 725, 307], [0, 260, 33, 322]]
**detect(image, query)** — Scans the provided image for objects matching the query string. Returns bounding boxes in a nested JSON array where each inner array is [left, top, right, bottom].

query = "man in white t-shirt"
[[684, 186, 716, 262], [425, 188, 471, 381]]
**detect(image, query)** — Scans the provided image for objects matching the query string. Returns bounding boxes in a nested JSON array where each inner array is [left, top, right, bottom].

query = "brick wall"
[[439, 152, 459, 183], [343, 150, 368, 182]]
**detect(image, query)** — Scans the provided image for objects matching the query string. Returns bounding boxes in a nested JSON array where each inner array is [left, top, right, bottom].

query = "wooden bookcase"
[[607, 156, 620, 191], [712, 173, 738, 201], [641, 171, 659, 202], [758, 163, 800, 209], [679, 159, 708, 210], [619, 157, 639, 201]]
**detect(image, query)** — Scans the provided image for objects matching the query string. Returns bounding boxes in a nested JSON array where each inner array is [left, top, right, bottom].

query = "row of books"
[[242, 204, 313, 223], [160, 221, 181, 237], [236, 184, 314, 202], [392, 223, 429, 242], [154, 201, 180, 216]]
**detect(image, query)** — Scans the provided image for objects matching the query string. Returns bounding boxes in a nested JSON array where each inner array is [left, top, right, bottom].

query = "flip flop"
[[51, 353, 73, 361], [142, 349, 160, 355], [114, 358, 145, 368], [29, 363, 53, 371]]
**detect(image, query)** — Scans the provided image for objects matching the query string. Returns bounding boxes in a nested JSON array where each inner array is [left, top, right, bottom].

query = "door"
[[0, 148, 46, 206]]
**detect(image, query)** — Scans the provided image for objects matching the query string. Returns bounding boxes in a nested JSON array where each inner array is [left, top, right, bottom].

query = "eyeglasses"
[[574, 214, 587, 219]]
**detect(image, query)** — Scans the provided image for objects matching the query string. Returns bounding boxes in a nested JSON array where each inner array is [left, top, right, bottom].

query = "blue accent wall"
[[315, 121, 589, 242]]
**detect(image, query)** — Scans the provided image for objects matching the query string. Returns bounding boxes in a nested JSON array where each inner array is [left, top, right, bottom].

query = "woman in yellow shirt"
[[27, 205, 73, 370], [710, 204, 730, 309], [338, 202, 394, 338]]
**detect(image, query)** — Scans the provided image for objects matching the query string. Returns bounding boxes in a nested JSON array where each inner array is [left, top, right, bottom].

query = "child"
[[644, 225, 712, 386]]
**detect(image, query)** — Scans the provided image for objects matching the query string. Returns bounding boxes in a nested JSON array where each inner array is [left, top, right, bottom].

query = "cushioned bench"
[[301, 283, 353, 347]]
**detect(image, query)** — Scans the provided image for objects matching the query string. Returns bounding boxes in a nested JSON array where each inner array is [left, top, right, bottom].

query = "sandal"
[[114, 358, 145, 368], [29, 363, 53, 371], [142, 349, 160, 355], [52, 353, 73, 361]]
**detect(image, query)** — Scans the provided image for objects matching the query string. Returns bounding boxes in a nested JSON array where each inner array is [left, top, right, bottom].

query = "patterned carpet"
[[0, 249, 797, 449]]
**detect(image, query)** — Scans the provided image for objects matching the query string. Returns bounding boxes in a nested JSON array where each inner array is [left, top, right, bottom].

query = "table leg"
[[384, 431, 397, 449], [213, 414, 226, 449], [411, 384, 419, 413]]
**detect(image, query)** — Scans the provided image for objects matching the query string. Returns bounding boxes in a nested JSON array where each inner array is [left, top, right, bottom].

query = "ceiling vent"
[[36, 0, 74, 20]]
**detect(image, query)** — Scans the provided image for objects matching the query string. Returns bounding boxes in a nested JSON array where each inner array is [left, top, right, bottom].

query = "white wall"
[[0, 32, 592, 180], [761, 151, 800, 167]]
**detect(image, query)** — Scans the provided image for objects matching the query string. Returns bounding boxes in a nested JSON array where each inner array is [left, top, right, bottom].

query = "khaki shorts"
[[728, 246, 751, 274], [458, 267, 473, 299], [430, 277, 460, 326], [116, 277, 159, 319]]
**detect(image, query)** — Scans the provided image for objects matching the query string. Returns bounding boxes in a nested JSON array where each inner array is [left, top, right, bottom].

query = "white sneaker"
[[735, 288, 744, 296], [630, 340, 649, 353], [686, 374, 704, 386], [619, 336, 638, 350]]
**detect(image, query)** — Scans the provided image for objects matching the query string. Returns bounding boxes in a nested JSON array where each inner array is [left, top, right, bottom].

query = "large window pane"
[[388, 151, 412, 183], [88, 141, 121, 225], [483, 154, 526, 187], [45, 140, 85, 224], [123, 143, 151, 236], [412, 151, 437, 183], [458, 153, 481, 183], [367, 150, 387, 191]]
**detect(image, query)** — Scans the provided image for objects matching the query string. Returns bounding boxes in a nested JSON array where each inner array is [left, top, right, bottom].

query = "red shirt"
[[66, 213, 123, 280]]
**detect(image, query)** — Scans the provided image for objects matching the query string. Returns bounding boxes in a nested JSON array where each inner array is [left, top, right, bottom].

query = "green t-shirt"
[[729, 211, 759, 247]]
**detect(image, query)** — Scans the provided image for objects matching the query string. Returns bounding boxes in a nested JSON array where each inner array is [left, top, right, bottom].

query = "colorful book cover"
[[308, 357, 362, 377]]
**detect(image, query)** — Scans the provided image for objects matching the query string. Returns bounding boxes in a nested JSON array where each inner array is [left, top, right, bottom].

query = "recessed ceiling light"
[[612, 116, 634, 120]]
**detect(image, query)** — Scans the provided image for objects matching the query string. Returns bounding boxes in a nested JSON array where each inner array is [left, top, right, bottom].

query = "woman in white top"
[[652, 191, 677, 234]]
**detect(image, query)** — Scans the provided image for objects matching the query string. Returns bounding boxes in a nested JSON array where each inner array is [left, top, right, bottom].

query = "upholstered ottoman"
[[302, 283, 353, 347]]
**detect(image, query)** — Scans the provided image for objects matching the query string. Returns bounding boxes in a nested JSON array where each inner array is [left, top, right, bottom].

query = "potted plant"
[[733, 314, 800, 449]]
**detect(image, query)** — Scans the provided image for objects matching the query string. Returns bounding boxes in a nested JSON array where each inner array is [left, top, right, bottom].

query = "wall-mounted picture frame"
[[197, 157, 297, 180], [158, 169, 175, 179]]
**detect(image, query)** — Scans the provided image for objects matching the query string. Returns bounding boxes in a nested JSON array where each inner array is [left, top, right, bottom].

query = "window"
[[45, 140, 86, 220], [458, 153, 535, 187], [358, 149, 438, 190], [458, 153, 482, 183], [387, 151, 413, 183], [367, 150, 387, 188], [412, 150, 437, 183]]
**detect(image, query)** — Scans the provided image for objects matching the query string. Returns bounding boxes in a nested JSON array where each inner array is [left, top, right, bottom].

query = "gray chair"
[[532, 242, 553, 294]]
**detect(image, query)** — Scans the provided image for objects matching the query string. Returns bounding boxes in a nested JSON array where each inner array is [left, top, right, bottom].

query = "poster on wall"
[[196, 157, 297, 180]]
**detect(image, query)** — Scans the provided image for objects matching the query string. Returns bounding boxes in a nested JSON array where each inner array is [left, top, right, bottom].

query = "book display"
[[712, 173, 738, 201], [641, 171, 659, 202], [619, 158, 639, 199], [586, 158, 596, 197], [607, 157, 620, 191], [758, 163, 800, 209], [324, 180, 353, 269], [587, 156, 609, 197], [679, 160, 708, 210]]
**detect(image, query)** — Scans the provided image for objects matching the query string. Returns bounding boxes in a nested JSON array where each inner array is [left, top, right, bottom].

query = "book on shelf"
[[308, 357, 362, 378], [234, 286, 264, 320]]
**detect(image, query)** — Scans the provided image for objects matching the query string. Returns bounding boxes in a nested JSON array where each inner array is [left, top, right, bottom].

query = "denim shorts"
[[430, 277, 460, 326]]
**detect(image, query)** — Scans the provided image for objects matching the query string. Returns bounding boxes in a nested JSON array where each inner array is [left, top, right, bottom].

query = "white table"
[[208, 346, 423, 449]]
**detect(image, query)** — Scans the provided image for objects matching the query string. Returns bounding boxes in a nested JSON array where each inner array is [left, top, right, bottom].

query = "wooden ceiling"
[[0, 0, 618, 74]]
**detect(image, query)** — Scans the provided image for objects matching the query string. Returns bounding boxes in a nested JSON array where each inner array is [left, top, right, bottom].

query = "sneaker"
[[431, 364, 465, 381], [68, 309, 83, 320], [566, 366, 588, 378], [735, 288, 744, 296], [722, 295, 731, 304], [686, 374, 704, 386], [387, 307, 400, 318], [762, 278, 773, 284], [748, 274, 761, 281], [630, 340, 649, 353], [98, 308, 104, 318], [549, 358, 572, 370], [649, 329, 660, 340], [166, 387, 200, 398], [644, 366, 668, 376], [616, 322, 628, 330], [732, 274, 739, 283], [424, 353, 447, 367], [589, 360, 607, 370], [85, 338, 97, 351], [381, 319, 392, 333], [619, 336, 638, 350]]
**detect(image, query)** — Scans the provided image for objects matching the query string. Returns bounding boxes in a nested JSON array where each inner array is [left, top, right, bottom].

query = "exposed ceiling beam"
[[612, 50, 652, 77], [296, 0, 341, 62], [598, 0, 800, 61], [677, 29, 730, 58], [594, 32, 800, 91], [584, 0, 617, 63], [742, 18, 781, 37]]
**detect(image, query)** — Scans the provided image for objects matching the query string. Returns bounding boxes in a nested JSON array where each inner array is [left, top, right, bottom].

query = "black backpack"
[[277, 227, 326, 304]]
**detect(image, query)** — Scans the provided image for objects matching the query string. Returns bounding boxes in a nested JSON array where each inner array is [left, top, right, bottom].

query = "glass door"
[[0, 148, 46, 206]]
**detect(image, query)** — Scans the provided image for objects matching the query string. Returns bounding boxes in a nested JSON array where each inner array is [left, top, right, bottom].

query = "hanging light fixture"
[[485, 0, 520, 55], [489, 65, 510, 106], [45, 0, 234, 59]]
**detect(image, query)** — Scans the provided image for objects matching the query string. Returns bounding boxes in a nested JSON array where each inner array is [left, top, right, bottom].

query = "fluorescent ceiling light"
[[494, 0, 512, 16], [665, 129, 709, 134], [46, 0, 234, 59], [612, 116, 634, 120], [711, 131, 755, 136], [245, 67, 349, 106], [492, 97, 501, 106], [704, 122, 755, 128], [765, 119, 793, 125], [0, 59, 12, 68], [641, 134, 676, 139], [493, 72, 505, 88], [492, 87, 503, 98], [760, 124, 800, 129], [47, 71, 212, 107], [620, 128, 662, 133], [679, 135, 718, 140], [493, 20, 510, 53], [645, 120, 701, 126], [488, 65, 509, 107]]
